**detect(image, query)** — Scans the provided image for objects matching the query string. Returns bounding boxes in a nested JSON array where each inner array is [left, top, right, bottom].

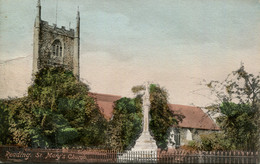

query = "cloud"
[[0, 55, 32, 98]]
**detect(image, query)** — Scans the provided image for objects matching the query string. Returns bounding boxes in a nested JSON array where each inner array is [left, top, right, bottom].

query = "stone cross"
[[131, 82, 157, 151], [143, 83, 150, 133]]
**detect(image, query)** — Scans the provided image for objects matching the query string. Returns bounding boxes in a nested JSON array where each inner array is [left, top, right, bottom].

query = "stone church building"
[[32, 0, 80, 79], [32, 1, 219, 149]]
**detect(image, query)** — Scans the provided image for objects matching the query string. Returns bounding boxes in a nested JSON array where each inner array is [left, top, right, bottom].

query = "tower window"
[[60, 46, 62, 56], [52, 40, 62, 57]]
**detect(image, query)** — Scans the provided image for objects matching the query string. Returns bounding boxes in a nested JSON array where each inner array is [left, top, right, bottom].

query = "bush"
[[185, 132, 234, 151]]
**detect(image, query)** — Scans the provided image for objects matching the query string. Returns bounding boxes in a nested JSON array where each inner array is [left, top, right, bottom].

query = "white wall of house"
[[167, 127, 178, 148], [186, 129, 193, 141], [167, 127, 215, 149]]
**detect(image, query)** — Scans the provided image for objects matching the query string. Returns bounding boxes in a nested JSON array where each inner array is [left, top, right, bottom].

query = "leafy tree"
[[216, 102, 256, 150], [107, 96, 143, 151], [149, 84, 181, 149], [5, 66, 108, 148], [206, 65, 260, 151]]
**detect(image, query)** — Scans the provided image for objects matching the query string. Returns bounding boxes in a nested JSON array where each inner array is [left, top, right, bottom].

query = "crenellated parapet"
[[41, 21, 75, 38]]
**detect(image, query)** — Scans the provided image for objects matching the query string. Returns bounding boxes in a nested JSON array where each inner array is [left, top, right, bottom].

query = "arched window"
[[52, 40, 62, 57]]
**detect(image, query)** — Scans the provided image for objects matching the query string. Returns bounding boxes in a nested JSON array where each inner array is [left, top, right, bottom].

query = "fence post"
[[198, 151, 202, 164], [157, 150, 159, 164], [233, 151, 236, 164], [242, 151, 245, 164], [208, 151, 210, 164], [221, 151, 224, 164], [249, 151, 253, 164], [253, 151, 256, 164], [257, 151, 259, 164], [216, 151, 219, 164], [239, 151, 242, 164], [245, 151, 249, 164], [220, 151, 222, 164], [209, 151, 212, 164]]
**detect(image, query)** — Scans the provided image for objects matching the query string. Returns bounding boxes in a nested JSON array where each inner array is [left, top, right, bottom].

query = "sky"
[[0, 0, 260, 107]]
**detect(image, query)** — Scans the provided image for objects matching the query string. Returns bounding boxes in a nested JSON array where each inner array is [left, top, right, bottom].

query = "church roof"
[[168, 104, 220, 130], [89, 92, 121, 120], [89, 92, 219, 130]]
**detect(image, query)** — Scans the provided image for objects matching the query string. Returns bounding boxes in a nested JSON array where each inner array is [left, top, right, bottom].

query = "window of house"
[[52, 40, 62, 57], [174, 130, 181, 148]]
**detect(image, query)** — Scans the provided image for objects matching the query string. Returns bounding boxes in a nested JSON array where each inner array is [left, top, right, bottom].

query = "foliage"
[[200, 132, 234, 151], [206, 65, 260, 151], [107, 96, 143, 151], [186, 140, 201, 151], [186, 132, 234, 151], [149, 84, 181, 149], [0, 100, 11, 145], [3, 66, 108, 148], [81, 107, 108, 147], [131, 85, 145, 95], [217, 102, 256, 150]]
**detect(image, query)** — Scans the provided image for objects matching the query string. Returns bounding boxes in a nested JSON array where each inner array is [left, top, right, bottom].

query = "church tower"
[[32, 0, 80, 79]]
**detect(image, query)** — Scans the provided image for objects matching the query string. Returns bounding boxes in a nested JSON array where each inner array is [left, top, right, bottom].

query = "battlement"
[[41, 20, 74, 37]]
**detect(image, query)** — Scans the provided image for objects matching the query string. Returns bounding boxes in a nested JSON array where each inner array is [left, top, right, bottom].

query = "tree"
[[217, 102, 256, 150], [107, 96, 143, 151], [5, 66, 108, 148], [149, 84, 181, 149], [206, 65, 260, 151]]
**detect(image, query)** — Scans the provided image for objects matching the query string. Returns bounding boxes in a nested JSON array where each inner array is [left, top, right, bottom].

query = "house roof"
[[168, 104, 220, 130], [89, 92, 219, 130]]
